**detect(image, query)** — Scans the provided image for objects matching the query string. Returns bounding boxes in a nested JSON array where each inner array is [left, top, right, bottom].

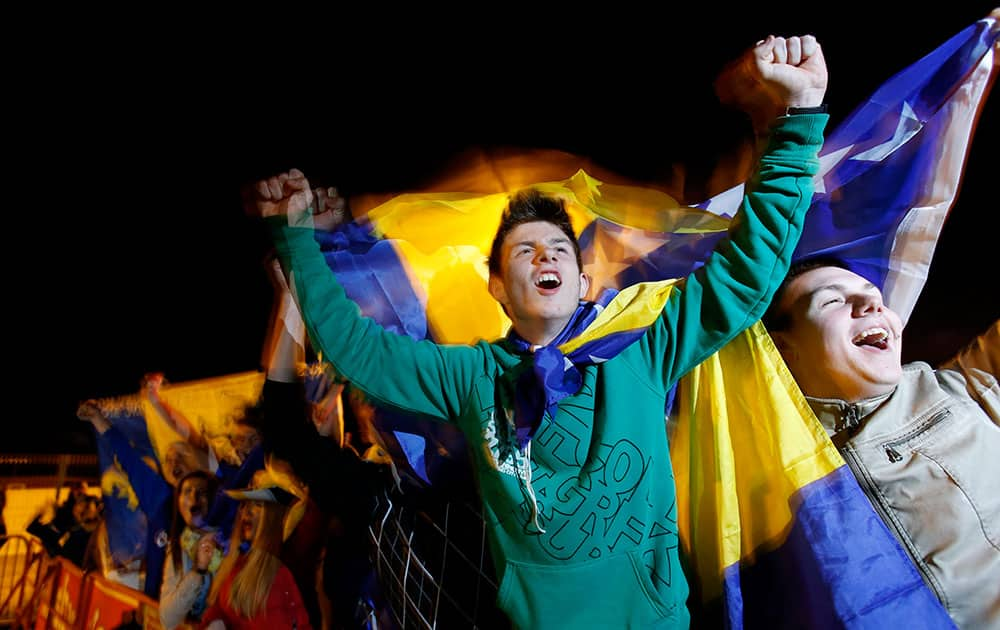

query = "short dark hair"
[[488, 190, 582, 276], [762, 256, 852, 332]]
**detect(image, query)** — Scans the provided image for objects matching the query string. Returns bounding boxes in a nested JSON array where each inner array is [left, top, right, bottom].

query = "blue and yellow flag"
[[92, 400, 153, 570]]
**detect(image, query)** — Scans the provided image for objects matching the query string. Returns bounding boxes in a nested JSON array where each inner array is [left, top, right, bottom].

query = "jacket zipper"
[[842, 404, 861, 432], [880, 409, 951, 463]]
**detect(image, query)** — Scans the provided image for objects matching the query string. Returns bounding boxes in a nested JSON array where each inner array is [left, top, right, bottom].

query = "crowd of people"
[[70, 252, 387, 629]]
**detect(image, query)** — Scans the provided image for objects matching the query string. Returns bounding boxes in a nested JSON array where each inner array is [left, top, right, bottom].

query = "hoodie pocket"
[[496, 551, 680, 629]]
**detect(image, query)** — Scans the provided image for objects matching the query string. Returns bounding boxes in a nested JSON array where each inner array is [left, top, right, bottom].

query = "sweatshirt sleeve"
[[158, 551, 208, 629], [645, 113, 827, 387], [269, 219, 486, 423]]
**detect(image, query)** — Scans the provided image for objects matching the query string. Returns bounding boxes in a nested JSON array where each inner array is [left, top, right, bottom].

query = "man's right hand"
[[248, 168, 315, 224], [716, 34, 827, 135]]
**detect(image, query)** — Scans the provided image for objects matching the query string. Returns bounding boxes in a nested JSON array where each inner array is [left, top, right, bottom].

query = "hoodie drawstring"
[[519, 441, 546, 534]]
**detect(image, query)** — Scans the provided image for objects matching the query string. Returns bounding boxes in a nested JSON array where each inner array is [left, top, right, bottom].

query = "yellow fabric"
[[366, 170, 726, 345], [558, 279, 680, 355], [180, 526, 224, 573], [671, 322, 844, 602], [142, 371, 265, 466], [100, 466, 140, 510]]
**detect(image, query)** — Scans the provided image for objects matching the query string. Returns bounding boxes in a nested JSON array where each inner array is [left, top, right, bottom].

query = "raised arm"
[[142, 373, 209, 453], [941, 319, 1000, 377], [260, 257, 307, 384], [940, 319, 1000, 424], [648, 34, 829, 386], [249, 171, 482, 423]]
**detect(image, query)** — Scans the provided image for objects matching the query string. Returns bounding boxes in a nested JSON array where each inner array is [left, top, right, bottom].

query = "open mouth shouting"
[[852, 326, 891, 350], [535, 271, 562, 293]]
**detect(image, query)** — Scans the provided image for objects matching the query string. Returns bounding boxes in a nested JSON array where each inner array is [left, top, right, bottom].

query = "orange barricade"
[[34, 558, 85, 630], [82, 574, 143, 629], [9, 555, 185, 630]]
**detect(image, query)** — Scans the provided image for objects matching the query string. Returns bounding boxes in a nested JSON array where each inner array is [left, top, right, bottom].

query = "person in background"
[[255, 255, 380, 629], [201, 465, 313, 630], [25, 492, 103, 568], [159, 469, 224, 629]]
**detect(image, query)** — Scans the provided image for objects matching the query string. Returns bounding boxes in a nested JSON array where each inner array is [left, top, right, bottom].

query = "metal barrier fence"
[[0, 535, 46, 626], [367, 486, 510, 629]]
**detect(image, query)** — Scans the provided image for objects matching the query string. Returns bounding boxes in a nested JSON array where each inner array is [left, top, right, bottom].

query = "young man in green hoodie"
[[253, 33, 828, 629]]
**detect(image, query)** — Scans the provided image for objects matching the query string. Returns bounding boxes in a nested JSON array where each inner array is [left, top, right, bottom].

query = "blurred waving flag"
[[308, 11, 997, 628], [92, 399, 154, 573]]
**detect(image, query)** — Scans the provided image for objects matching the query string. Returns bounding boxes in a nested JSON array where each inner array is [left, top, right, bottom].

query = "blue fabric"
[[102, 424, 172, 598], [94, 412, 153, 568], [504, 291, 622, 449], [315, 219, 428, 340], [798, 17, 997, 287], [720, 467, 956, 629]]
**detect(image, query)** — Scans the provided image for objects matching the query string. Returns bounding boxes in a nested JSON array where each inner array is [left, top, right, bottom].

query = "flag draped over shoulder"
[[308, 13, 997, 628]]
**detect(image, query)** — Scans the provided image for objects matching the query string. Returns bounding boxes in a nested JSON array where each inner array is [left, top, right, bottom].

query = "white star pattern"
[[814, 101, 923, 194], [851, 101, 923, 162]]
